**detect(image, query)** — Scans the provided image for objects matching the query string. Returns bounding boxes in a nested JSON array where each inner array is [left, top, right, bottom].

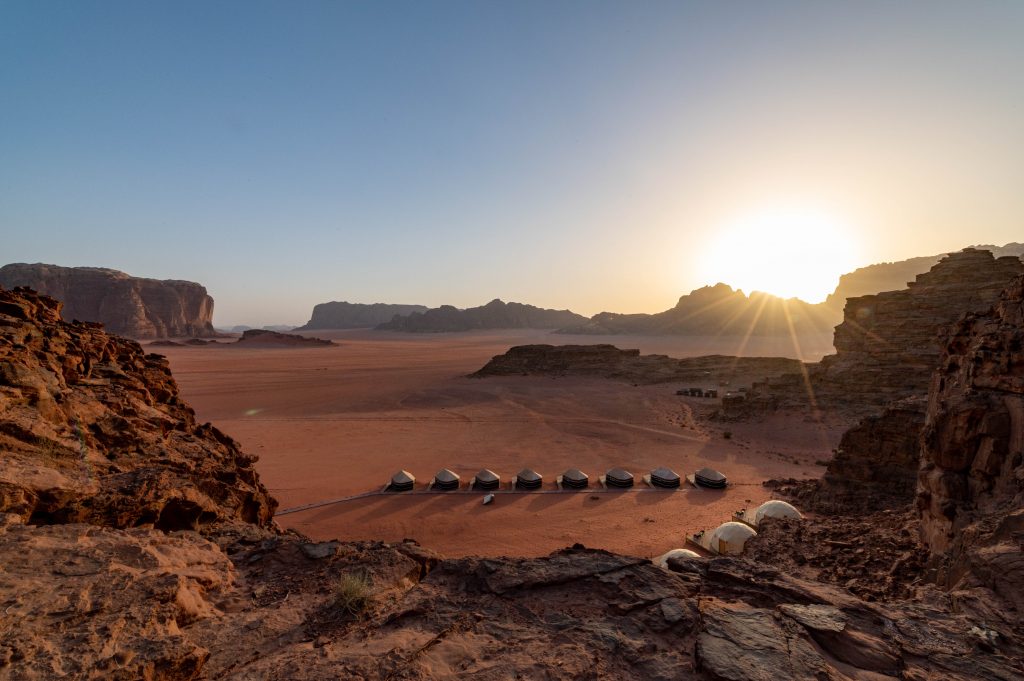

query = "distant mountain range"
[[376, 299, 588, 332], [298, 302, 429, 330]]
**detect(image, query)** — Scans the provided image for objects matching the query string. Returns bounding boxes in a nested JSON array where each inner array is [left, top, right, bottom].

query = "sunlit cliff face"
[[697, 208, 862, 303]]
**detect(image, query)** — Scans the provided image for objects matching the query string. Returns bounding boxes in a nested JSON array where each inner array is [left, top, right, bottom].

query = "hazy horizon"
[[3, 1, 1023, 326]]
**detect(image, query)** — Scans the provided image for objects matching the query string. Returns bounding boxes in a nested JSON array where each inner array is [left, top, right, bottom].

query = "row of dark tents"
[[387, 466, 727, 492]]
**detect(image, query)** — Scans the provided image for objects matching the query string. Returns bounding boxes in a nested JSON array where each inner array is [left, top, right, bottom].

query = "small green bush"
[[334, 572, 374, 616]]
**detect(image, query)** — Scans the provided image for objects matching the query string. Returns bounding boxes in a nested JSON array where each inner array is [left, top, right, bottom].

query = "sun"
[[696, 209, 862, 303]]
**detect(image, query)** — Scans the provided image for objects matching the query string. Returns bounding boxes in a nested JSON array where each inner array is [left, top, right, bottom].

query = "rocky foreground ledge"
[[1, 284, 1022, 679]]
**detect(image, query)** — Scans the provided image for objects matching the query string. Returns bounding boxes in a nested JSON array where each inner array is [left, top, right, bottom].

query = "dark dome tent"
[[516, 468, 543, 490], [472, 468, 500, 491], [387, 470, 415, 492], [432, 468, 461, 491], [561, 468, 589, 489], [695, 467, 727, 489], [650, 467, 681, 489], [605, 468, 634, 489]]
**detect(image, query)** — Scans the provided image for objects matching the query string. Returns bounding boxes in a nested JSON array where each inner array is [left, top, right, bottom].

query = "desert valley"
[[4, 3, 1024, 679]]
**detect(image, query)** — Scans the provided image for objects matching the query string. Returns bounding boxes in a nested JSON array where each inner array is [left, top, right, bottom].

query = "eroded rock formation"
[[378, 298, 587, 332], [0, 263, 216, 338], [298, 301, 428, 330], [235, 329, 335, 347], [474, 343, 802, 386], [0, 286, 275, 530], [751, 249, 1024, 414], [917, 274, 1024, 625]]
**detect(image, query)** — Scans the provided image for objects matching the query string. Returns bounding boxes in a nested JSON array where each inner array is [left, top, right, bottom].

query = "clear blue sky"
[[2, 1, 1022, 325]]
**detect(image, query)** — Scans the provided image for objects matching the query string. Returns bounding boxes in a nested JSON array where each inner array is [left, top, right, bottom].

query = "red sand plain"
[[160, 329, 845, 559]]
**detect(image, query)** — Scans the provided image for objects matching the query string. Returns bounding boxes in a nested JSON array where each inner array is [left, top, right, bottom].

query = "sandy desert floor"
[[160, 329, 845, 558]]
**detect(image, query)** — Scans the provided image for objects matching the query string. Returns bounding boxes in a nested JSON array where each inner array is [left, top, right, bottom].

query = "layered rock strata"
[[474, 343, 802, 385], [298, 301, 428, 329], [752, 249, 1024, 414], [0, 263, 216, 338], [805, 397, 927, 513], [917, 274, 1024, 626], [0, 286, 276, 530]]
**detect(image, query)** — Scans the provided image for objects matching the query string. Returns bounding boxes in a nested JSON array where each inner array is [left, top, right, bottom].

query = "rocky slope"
[[558, 283, 839, 336], [474, 343, 801, 387], [298, 301, 428, 330], [749, 249, 1024, 415], [0, 286, 276, 530], [377, 298, 587, 332], [917, 274, 1024, 625], [2, 284, 1023, 679], [0, 263, 216, 339]]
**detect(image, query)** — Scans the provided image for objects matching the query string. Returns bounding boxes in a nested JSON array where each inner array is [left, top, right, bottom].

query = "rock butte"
[[0, 263, 216, 339], [2, 279, 1023, 678]]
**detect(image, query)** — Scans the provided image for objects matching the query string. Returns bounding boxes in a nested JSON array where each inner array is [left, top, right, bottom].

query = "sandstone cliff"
[[298, 301, 428, 330], [0, 263, 217, 339], [377, 298, 587, 332], [750, 249, 1024, 414], [917, 274, 1024, 625]]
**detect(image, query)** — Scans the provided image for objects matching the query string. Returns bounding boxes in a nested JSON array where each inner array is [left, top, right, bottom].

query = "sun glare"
[[696, 209, 862, 303]]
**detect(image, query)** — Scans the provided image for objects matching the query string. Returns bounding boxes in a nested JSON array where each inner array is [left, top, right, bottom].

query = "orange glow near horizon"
[[696, 208, 862, 303]]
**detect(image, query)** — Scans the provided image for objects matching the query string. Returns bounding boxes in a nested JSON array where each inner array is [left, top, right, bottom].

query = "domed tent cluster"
[[683, 499, 804, 558], [733, 499, 803, 528], [382, 465, 712, 493]]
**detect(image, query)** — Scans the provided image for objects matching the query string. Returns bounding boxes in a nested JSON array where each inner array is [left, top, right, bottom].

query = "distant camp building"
[[472, 469, 500, 491], [516, 468, 543, 490], [387, 470, 415, 492], [709, 522, 757, 555], [431, 468, 460, 491], [649, 467, 681, 489], [605, 468, 634, 489], [560, 468, 589, 489]]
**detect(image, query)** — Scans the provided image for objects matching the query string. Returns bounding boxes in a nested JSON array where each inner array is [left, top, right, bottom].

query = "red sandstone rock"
[[0, 263, 217, 339], [918, 274, 1024, 629], [0, 286, 276, 531]]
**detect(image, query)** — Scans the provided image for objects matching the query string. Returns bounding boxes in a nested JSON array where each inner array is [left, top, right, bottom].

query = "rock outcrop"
[[917, 274, 1024, 625], [0, 263, 216, 339], [474, 343, 802, 386], [804, 397, 928, 513], [824, 242, 1024, 311], [235, 329, 334, 347], [750, 249, 1024, 415], [0, 286, 276, 530], [378, 298, 587, 332], [559, 283, 839, 336], [298, 301, 428, 330]]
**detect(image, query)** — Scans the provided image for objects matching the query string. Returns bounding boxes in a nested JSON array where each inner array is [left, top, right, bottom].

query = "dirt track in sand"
[[159, 328, 845, 558]]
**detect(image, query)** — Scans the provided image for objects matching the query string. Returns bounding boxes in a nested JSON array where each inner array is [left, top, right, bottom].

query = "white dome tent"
[[709, 521, 757, 555], [753, 500, 803, 526], [655, 548, 701, 569]]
